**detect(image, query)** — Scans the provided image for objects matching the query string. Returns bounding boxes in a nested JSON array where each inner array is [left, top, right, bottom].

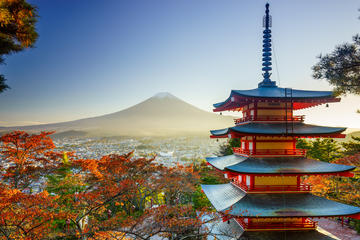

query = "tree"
[[342, 136, 360, 155], [304, 154, 360, 233], [0, 0, 38, 92], [296, 138, 342, 162], [47, 152, 211, 240], [312, 7, 360, 96], [312, 35, 360, 96], [0, 131, 61, 190], [192, 160, 227, 210], [0, 131, 64, 239], [218, 138, 241, 156], [0, 131, 222, 239]]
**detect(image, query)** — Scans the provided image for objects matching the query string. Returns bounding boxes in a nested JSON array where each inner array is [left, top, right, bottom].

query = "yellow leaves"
[[0, 8, 12, 26], [63, 152, 69, 164]]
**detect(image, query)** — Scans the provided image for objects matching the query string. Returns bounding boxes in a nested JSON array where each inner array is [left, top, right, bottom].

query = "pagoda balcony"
[[233, 148, 307, 157], [234, 115, 305, 125], [235, 218, 317, 231], [232, 180, 312, 193]]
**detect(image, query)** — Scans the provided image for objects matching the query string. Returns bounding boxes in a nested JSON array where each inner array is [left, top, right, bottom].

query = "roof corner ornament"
[[259, 3, 277, 88]]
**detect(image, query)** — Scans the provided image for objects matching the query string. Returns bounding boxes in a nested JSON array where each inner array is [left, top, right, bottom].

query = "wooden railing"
[[234, 115, 304, 124], [232, 180, 311, 192], [235, 218, 317, 230], [233, 148, 307, 157]]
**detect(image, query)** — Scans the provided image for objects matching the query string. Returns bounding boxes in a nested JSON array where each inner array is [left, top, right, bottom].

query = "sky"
[[0, 0, 359, 129]]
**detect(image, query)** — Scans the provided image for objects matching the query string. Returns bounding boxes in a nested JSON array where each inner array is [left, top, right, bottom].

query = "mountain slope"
[[1, 93, 234, 136]]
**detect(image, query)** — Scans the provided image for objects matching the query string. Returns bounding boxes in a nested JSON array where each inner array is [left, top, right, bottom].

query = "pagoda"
[[202, 3, 360, 239]]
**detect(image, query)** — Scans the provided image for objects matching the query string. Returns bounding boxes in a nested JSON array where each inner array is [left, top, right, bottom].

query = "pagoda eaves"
[[206, 155, 355, 176], [213, 88, 340, 112]]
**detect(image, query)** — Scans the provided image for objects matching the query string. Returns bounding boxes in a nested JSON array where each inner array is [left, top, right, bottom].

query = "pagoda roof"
[[213, 87, 340, 112], [211, 218, 339, 240], [210, 122, 345, 137], [239, 230, 339, 240], [201, 183, 360, 218], [206, 155, 355, 175]]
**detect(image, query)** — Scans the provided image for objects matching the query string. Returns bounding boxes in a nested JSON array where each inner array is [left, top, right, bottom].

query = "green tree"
[[0, 0, 38, 92], [342, 136, 360, 155], [295, 138, 312, 150], [46, 152, 85, 234], [312, 9, 360, 97], [192, 160, 227, 209], [218, 138, 241, 156], [312, 35, 360, 96], [297, 138, 342, 162]]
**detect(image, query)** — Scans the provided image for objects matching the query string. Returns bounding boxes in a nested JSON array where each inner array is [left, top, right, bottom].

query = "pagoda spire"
[[258, 3, 277, 88]]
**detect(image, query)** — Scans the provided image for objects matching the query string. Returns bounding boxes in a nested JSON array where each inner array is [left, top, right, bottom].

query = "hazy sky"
[[0, 0, 359, 128]]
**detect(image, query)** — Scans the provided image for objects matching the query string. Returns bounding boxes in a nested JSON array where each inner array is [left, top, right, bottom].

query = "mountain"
[[0, 92, 234, 137]]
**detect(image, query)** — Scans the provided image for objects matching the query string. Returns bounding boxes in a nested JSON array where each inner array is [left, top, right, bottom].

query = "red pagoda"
[[202, 3, 360, 239]]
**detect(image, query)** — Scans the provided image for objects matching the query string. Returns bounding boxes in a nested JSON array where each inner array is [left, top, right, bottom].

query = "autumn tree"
[[304, 154, 360, 232], [0, 0, 38, 92], [0, 131, 64, 239], [46, 152, 211, 240], [0, 131, 222, 239], [0, 131, 62, 190]]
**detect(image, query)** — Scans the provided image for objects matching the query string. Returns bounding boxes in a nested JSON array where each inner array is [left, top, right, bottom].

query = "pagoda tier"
[[202, 183, 360, 219], [210, 122, 346, 138], [206, 155, 355, 176], [213, 87, 340, 112]]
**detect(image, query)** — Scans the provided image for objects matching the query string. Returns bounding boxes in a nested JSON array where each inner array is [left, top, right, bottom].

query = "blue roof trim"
[[206, 155, 355, 174], [202, 184, 360, 218], [226, 192, 360, 217], [213, 87, 334, 108], [210, 122, 346, 136]]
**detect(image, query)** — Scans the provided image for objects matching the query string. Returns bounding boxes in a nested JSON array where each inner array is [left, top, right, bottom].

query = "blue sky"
[[0, 0, 359, 128]]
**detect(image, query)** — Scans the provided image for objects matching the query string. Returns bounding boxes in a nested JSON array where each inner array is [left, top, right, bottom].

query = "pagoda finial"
[[259, 3, 277, 88]]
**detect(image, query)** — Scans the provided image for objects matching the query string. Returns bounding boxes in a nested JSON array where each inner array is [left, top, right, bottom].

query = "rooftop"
[[210, 122, 346, 137], [206, 155, 355, 175], [202, 183, 360, 218]]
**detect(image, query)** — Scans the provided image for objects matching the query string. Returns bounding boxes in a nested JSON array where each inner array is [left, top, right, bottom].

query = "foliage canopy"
[[0, 0, 38, 92]]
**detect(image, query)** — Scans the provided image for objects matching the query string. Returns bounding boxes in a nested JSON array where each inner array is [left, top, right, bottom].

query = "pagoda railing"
[[233, 148, 307, 157], [234, 115, 304, 124], [232, 180, 311, 192], [235, 218, 317, 230]]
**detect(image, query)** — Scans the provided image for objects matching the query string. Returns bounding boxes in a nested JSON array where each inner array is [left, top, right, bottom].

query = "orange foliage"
[[0, 131, 212, 239], [304, 154, 360, 205], [0, 131, 64, 239]]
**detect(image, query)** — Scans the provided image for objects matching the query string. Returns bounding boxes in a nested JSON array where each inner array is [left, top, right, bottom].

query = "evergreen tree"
[[342, 136, 360, 155], [312, 35, 360, 96], [218, 138, 241, 156], [297, 138, 342, 162]]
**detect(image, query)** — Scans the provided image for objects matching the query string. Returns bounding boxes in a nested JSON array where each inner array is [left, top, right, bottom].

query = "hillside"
[[0, 93, 234, 137]]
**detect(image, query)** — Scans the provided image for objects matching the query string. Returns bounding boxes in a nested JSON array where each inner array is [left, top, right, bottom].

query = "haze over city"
[[0, 0, 359, 129]]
